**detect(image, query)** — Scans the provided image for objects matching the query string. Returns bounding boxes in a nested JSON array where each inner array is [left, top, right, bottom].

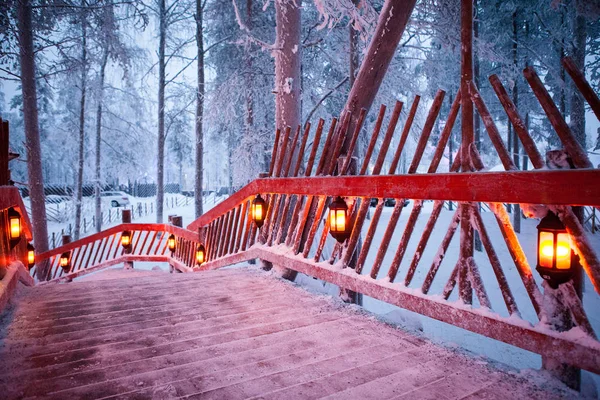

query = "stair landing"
[[0, 267, 575, 399]]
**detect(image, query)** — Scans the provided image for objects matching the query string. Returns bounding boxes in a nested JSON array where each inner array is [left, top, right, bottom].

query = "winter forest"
[[2, 0, 600, 396], [1, 0, 599, 243]]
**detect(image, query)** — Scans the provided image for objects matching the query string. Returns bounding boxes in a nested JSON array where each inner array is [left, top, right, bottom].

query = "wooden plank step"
[[32, 320, 382, 398], [0, 300, 300, 361], [0, 267, 578, 400], [23, 271, 259, 303], [254, 344, 444, 399], [4, 285, 279, 335], [194, 343, 426, 399], [1, 306, 343, 376], [25, 269, 248, 299], [96, 337, 390, 399]]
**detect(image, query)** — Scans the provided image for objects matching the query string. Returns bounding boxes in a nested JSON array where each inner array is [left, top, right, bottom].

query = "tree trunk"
[[194, 0, 204, 218], [156, 0, 166, 223], [341, 0, 417, 152], [95, 49, 109, 233], [74, 3, 87, 241], [245, 0, 254, 138], [511, 10, 521, 233], [17, 0, 50, 280], [274, 0, 301, 133], [473, 0, 482, 251]]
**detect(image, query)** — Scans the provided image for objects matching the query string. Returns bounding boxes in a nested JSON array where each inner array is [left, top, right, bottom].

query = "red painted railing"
[[33, 223, 202, 282]]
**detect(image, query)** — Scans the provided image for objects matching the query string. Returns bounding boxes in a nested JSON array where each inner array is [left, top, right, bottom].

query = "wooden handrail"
[[187, 169, 600, 231]]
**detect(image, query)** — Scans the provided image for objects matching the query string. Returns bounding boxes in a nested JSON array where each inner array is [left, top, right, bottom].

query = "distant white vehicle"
[[101, 191, 130, 207]]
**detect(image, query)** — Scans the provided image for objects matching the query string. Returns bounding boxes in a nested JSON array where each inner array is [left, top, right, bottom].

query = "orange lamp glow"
[[329, 197, 349, 243], [168, 234, 176, 253], [27, 243, 35, 269], [7, 207, 21, 247], [121, 231, 132, 249], [251, 194, 267, 228], [536, 211, 576, 288], [59, 252, 71, 271], [196, 243, 206, 265]]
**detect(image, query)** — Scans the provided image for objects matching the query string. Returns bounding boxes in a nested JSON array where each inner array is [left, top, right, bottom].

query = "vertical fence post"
[[62, 235, 72, 282], [83, 218, 86, 234], [169, 215, 183, 273], [122, 209, 133, 269], [458, 0, 474, 305], [52, 232, 56, 249]]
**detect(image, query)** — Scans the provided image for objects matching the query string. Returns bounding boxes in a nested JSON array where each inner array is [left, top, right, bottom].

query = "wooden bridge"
[[0, 267, 577, 399], [2, 2, 600, 397]]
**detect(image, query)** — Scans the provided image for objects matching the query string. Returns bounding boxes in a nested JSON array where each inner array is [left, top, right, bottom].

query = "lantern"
[[59, 252, 71, 272], [121, 230, 132, 249], [536, 211, 577, 288], [7, 207, 21, 247], [251, 194, 267, 228], [27, 243, 35, 269], [196, 243, 206, 265], [329, 196, 349, 243], [167, 234, 176, 253]]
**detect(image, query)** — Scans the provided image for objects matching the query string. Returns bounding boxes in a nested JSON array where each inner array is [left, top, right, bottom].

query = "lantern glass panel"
[[335, 210, 346, 232], [253, 204, 263, 221], [196, 249, 205, 264], [555, 232, 571, 270], [9, 216, 20, 239], [329, 210, 337, 231], [28, 249, 35, 265], [60, 255, 69, 267], [121, 233, 131, 247], [168, 235, 176, 251], [538, 231, 554, 268]]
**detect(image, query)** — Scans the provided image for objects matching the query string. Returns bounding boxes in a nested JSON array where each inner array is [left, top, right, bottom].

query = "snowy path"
[[0, 267, 578, 399]]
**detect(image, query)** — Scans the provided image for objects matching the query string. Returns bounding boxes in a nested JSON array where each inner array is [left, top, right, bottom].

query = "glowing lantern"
[[59, 252, 71, 272], [168, 234, 176, 253], [536, 211, 577, 288], [27, 243, 35, 269], [121, 231, 132, 249], [7, 207, 21, 247], [251, 194, 267, 228], [329, 196, 349, 243], [196, 243, 206, 265]]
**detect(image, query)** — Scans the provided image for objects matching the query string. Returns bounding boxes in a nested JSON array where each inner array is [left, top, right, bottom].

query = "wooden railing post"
[[122, 209, 133, 269], [170, 215, 183, 273]]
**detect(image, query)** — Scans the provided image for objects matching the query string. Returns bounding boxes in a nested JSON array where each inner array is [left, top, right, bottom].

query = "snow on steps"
[[0, 267, 579, 399]]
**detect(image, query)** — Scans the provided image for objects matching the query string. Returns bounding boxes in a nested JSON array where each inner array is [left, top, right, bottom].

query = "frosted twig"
[[232, 0, 277, 51]]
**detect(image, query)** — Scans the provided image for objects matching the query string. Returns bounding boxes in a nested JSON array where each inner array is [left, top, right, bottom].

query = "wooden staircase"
[[0, 267, 576, 399]]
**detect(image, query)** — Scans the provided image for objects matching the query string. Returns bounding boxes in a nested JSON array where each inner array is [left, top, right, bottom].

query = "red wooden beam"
[[562, 56, 600, 120], [187, 169, 600, 231]]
